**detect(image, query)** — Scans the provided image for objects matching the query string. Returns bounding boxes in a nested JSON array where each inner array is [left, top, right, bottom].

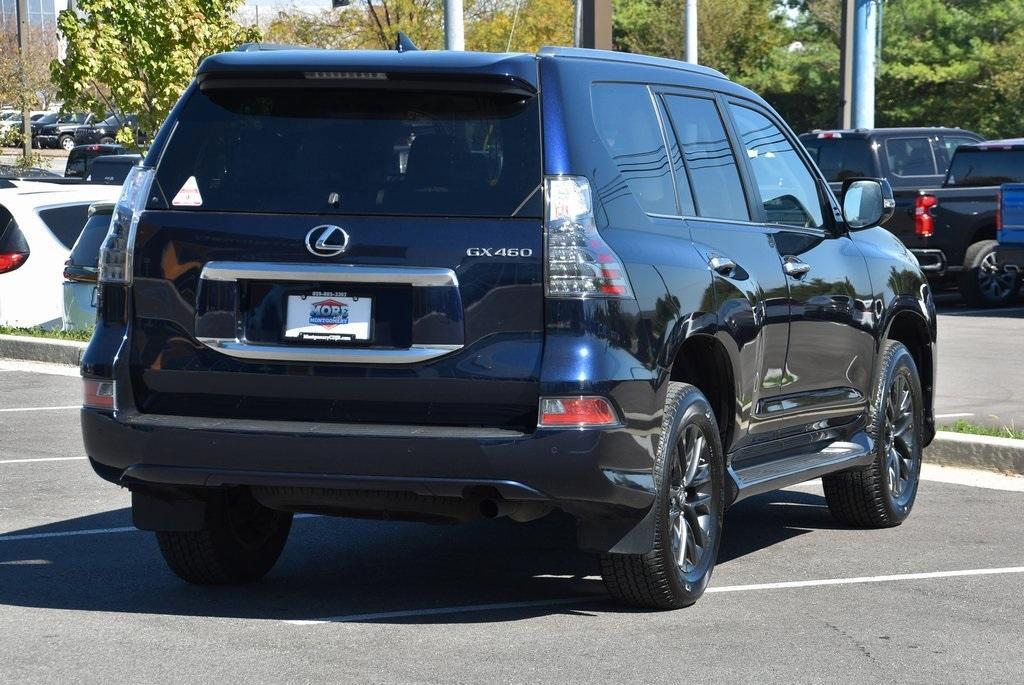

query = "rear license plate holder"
[[283, 290, 373, 343]]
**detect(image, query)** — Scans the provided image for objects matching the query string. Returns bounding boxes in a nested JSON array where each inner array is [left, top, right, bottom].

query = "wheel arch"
[[883, 307, 935, 445], [666, 332, 736, 453]]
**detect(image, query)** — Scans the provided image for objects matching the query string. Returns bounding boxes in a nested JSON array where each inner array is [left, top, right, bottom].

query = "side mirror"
[[841, 178, 895, 230]]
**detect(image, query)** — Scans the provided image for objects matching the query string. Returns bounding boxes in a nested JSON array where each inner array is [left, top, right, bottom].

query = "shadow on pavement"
[[0, 489, 843, 624]]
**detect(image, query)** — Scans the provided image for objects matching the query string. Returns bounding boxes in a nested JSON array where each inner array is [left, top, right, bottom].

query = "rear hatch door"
[[130, 64, 545, 430]]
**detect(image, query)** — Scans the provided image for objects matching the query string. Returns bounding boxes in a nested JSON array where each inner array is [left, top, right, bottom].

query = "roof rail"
[[234, 42, 313, 52], [537, 46, 727, 80]]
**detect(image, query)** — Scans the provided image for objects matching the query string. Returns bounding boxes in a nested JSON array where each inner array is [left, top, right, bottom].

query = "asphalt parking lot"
[[1, 358, 1023, 683], [933, 295, 1024, 429]]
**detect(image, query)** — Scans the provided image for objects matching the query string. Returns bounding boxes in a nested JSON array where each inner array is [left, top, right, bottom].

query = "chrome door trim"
[[197, 338, 463, 364], [200, 261, 459, 288]]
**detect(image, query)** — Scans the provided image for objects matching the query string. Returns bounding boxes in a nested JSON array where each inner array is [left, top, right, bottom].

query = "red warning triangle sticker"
[[172, 176, 203, 207]]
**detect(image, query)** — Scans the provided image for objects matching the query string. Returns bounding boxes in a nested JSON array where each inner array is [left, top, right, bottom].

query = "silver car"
[[62, 202, 114, 331]]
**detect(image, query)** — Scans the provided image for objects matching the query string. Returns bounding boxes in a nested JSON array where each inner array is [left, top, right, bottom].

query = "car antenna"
[[394, 32, 418, 53]]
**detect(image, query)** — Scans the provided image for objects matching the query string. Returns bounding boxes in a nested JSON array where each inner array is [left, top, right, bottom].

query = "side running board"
[[729, 433, 874, 503]]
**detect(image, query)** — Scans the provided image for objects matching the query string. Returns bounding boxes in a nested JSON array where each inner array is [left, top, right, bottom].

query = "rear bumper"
[[82, 406, 659, 552]]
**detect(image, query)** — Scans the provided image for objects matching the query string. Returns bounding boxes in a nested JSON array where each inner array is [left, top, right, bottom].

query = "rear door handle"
[[709, 256, 737, 275], [783, 257, 812, 278]]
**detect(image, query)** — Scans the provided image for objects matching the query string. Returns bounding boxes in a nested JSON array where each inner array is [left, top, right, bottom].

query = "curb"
[[0, 334, 85, 366], [927, 431, 1024, 476]]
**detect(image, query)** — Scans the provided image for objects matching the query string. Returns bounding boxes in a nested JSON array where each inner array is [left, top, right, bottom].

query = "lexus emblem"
[[305, 225, 350, 258]]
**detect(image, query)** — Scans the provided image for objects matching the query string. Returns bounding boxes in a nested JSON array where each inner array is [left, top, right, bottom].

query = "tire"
[[600, 382, 725, 609], [823, 341, 923, 528], [957, 239, 1021, 307], [99, 136, 115, 145], [155, 487, 293, 584], [58, 134, 74, 151]]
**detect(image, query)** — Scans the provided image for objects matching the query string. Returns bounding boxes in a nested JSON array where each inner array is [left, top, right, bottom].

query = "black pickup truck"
[[908, 140, 1024, 306], [800, 128, 1021, 306]]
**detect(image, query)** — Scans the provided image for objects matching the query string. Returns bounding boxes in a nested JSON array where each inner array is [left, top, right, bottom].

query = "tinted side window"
[[591, 84, 677, 215], [800, 137, 874, 182], [37, 204, 91, 249], [885, 137, 938, 177], [729, 105, 824, 229], [662, 94, 749, 221], [946, 149, 1024, 186]]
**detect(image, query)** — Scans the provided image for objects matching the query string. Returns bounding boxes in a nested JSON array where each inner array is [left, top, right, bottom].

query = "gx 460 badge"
[[466, 247, 534, 257]]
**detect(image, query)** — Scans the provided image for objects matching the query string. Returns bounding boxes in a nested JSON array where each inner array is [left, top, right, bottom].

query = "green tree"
[[612, 0, 789, 82], [53, 0, 260, 148], [265, 0, 573, 53]]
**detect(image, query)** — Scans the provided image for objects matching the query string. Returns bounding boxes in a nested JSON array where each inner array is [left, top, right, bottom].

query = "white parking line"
[[0, 526, 137, 542], [934, 412, 974, 419], [286, 566, 1024, 624], [0, 513, 317, 541], [0, 456, 88, 465], [938, 306, 1024, 317], [0, 405, 79, 413]]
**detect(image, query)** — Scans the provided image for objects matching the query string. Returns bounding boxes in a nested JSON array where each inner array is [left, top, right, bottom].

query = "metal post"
[[444, 0, 464, 51], [838, 0, 855, 128], [851, 0, 877, 129], [16, 0, 31, 159], [684, 0, 698, 64]]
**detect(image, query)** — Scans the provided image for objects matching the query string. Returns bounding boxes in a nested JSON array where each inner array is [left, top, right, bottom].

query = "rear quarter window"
[[591, 83, 677, 215], [151, 86, 542, 218], [37, 204, 91, 250]]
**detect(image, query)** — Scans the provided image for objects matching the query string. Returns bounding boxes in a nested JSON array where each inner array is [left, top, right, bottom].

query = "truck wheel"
[[600, 382, 725, 609], [958, 240, 1021, 307], [59, 134, 75, 151], [155, 488, 293, 584], [823, 341, 923, 528]]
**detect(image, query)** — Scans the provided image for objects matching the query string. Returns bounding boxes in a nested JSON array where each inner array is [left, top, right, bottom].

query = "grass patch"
[[0, 325, 92, 342], [940, 419, 1024, 441]]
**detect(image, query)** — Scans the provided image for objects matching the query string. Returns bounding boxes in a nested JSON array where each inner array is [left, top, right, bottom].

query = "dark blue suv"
[[81, 46, 936, 609]]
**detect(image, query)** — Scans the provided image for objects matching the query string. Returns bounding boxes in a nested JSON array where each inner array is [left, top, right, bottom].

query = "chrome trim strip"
[[200, 261, 459, 287], [197, 339, 462, 364]]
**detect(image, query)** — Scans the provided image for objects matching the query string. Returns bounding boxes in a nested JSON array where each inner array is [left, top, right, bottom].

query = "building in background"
[[1, 0, 59, 39]]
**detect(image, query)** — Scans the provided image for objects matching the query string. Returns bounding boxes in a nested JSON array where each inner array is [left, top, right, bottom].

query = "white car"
[[0, 181, 120, 328]]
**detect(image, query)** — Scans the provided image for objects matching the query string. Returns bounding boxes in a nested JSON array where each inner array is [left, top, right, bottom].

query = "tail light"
[[539, 396, 619, 428], [97, 165, 154, 284], [914, 194, 937, 238], [82, 378, 114, 410], [996, 188, 1003, 237], [544, 176, 634, 298], [0, 252, 27, 274]]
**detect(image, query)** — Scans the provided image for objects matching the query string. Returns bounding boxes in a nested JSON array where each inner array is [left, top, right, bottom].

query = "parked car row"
[[0, 109, 145, 150], [800, 127, 1023, 306]]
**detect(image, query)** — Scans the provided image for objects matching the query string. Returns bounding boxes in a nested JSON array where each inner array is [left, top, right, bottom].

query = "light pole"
[[684, 0, 697, 63], [851, 0, 878, 129], [444, 0, 464, 51], [16, 0, 31, 159]]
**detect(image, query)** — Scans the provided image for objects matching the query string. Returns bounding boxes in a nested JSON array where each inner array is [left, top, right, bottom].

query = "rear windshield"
[[69, 212, 113, 267], [151, 86, 542, 217], [945, 149, 1024, 187], [800, 137, 874, 182]]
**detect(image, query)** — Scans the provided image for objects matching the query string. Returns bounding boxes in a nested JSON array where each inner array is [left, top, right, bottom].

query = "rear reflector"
[[538, 396, 619, 428], [0, 252, 27, 274], [83, 378, 114, 410]]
